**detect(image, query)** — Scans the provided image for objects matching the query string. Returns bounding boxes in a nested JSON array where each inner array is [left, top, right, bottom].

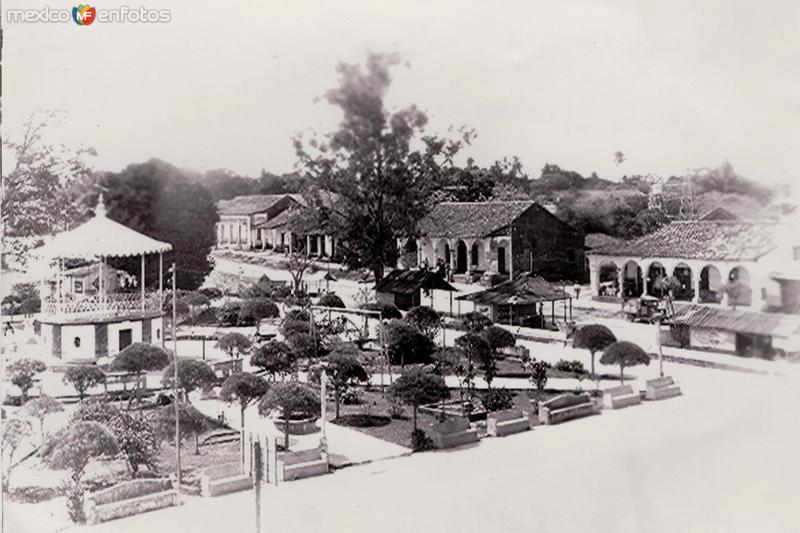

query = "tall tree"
[[97, 158, 219, 289], [294, 52, 473, 280]]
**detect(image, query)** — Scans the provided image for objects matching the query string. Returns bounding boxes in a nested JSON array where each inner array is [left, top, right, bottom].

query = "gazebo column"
[[159, 252, 164, 310], [141, 254, 146, 314]]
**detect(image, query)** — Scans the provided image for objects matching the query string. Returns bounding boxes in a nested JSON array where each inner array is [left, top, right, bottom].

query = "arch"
[[455, 240, 468, 274], [497, 245, 508, 274], [672, 263, 693, 301], [622, 260, 643, 297], [598, 260, 620, 297], [646, 262, 667, 297], [470, 240, 485, 271], [434, 239, 448, 268], [727, 266, 752, 307], [699, 265, 723, 303]]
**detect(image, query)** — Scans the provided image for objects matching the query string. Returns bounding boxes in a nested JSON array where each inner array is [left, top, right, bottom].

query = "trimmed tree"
[[258, 382, 320, 450], [7, 358, 47, 402], [362, 302, 402, 320], [384, 320, 434, 366], [481, 325, 515, 352], [22, 395, 63, 442], [405, 306, 441, 339], [2, 418, 33, 491], [318, 293, 345, 308], [323, 345, 368, 419], [463, 311, 492, 333], [388, 368, 450, 430], [162, 359, 218, 401], [456, 333, 494, 389], [572, 324, 617, 381], [251, 340, 296, 382], [286, 331, 324, 362], [152, 402, 213, 455], [219, 372, 270, 432], [109, 343, 171, 410], [524, 358, 551, 401], [601, 341, 651, 385], [40, 421, 119, 523], [238, 297, 279, 333], [63, 365, 106, 400], [216, 332, 252, 358]]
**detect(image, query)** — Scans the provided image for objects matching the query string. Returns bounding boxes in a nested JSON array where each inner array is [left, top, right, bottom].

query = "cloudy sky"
[[4, 0, 799, 184]]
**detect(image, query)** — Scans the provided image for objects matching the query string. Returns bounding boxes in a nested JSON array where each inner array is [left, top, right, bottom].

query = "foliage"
[[362, 301, 402, 320], [216, 301, 243, 327], [600, 341, 651, 385], [524, 358, 551, 399], [286, 331, 324, 361], [219, 372, 270, 428], [258, 382, 320, 449], [553, 360, 587, 375], [410, 428, 434, 452], [286, 252, 312, 295], [71, 398, 120, 425], [241, 275, 283, 299], [384, 320, 434, 366], [2, 418, 33, 490], [216, 332, 252, 358], [61, 477, 86, 523], [40, 421, 119, 480], [97, 158, 219, 289], [282, 318, 311, 338], [198, 287, 223, 300], [456, 333, 496, 387], [573, 324, 617, 379], [238, 297, 279, 332], [481, 325, 516, 351], [107, 412, 159, 476], [323, 345, 369, 419], [110, 343, 171, 374], [22, 394, 63, 438], [250, 341, 296, 381], [405, 306, 441, 339], [2, 110, 95, 240], [63, 365, 106, 399], [2, 283, 41, 316], [463, 311, 493, 333], [318, 292, 346, 308], [8, 358, 47, 401], [481, 388, 515, 412], [151, 402, 213, 454], [388, 368, 449, 429], [294, 52, 473, 280], [284, 309, 310, 323], [162, 359, 218, 397]]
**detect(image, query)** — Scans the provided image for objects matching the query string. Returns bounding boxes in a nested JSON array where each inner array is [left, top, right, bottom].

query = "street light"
[[316, 361, 329, 451]]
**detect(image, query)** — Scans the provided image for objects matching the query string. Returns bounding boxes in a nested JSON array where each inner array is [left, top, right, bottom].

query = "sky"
[[3, 0, 799, 186]]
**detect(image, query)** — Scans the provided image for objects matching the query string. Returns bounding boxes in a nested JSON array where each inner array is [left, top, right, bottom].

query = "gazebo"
[[34, 197, 172, 360], [456, 273, 573, 328]]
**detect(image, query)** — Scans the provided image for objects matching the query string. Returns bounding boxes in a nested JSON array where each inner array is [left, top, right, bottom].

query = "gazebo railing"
[[43, 292, 162, 320]]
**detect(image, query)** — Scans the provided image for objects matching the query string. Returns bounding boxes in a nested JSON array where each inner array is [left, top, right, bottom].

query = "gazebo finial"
[[95, 194, 107, 218]]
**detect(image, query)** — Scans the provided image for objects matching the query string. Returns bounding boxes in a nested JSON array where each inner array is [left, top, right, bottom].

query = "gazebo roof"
[[35, 198, 172, 260], [456, 273, 569, 305]]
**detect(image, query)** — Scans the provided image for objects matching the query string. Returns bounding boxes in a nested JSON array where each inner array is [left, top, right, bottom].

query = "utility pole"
[[253, 440, 263, 533], [172, 263, 181, 502]]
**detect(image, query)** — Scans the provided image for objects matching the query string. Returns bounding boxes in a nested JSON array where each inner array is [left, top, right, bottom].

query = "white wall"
[[151, 317, 164, 347], [107, 320, 143, 355], [61, 324, 96, 360]]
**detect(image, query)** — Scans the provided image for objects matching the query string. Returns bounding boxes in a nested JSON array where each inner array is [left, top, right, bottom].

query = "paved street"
[[36, 360, 798, 533]]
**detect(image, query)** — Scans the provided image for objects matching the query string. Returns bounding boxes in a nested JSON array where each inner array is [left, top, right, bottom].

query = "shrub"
[[318, 293, 345, 308], [216, 332, 252, 358], [410, 428, 434, 452], [481, 388, 515, 412], [286, 332, 325, 361], [63, 365, 106, 399], [340, 388, 363, 405], [198, 287, 222, 300], [384, 320, 434, 366], [388, 394, 405, 419], [554, 359, 586, 375], [281, 319, 311, 338], [481, 325, 516, 351], [216, 301, 243, 327], [22, 394, 63, 439], [405, 306, 441, 339], [463, 311, 493, 333], [284, 308, 310, 323], [388, 368, 449, 429], [238, 298, 279, 332], [362, 302, 402, 320], [250, 340, 296, 381]]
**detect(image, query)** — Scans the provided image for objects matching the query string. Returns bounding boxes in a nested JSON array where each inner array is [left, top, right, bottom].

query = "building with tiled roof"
[[406, 201, 585, 284], [215, 194, 303, 250]]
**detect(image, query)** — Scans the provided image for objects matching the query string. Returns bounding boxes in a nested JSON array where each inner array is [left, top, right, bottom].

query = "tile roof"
[[585, 233, 624, 250], [588, 221, 780, 262], [374, 269, 456, 294], [456, 273, 569, 305], [671, 304, 800, 338], [255, 209, 292, 230], [418, 201, 536, 238], [217, 194, 303, 216]]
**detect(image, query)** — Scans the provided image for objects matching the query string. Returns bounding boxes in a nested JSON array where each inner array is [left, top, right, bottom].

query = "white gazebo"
[[34, 197, 172, 360]]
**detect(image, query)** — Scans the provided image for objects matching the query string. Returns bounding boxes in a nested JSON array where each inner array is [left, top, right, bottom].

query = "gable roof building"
[[418, 201, 537, 238]]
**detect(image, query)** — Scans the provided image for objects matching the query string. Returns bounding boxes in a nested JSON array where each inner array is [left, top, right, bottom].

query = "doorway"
[[119, 329, 133, 351]]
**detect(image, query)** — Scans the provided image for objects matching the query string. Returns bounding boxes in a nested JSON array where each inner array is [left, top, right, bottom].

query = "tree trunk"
[[590, 350, 596, 381], [194, 433, 200, 455], [619, 364, 625, 386], [335, 391, 340, 420], [412, 404, 418, 430], [284, 416, 290, 450]]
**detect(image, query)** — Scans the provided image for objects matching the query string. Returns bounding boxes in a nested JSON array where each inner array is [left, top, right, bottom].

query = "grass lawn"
[[155, 439, 241, 479]]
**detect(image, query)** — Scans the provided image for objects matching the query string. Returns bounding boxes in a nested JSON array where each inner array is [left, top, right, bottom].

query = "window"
[[156, 328, 161, 340], [471, 244, 479, 267], [73, 337, 81, 348], [794, 246, 800, 261], [74, 280, 84, 293]]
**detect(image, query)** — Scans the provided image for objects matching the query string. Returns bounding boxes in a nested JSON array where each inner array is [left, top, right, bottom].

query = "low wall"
[[85, 479, 177, 525]]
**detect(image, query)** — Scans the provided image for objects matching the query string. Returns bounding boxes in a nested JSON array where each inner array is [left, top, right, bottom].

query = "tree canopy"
[[40, 421, 119, 479], [405, 306, 441, 339], [162, 359, 218, 397], [258, 382, 320, 449], [219, 372, 270, 428], [250, 340, 296, 381], [600, 341, 651, 385], [388, 368, 449, 429], [63, 365, 106, 399], [110, 343, 171, 374]]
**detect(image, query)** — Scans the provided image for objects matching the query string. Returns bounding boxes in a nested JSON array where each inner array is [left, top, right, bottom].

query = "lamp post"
[[171, 263, 181, 502], [318, 362, 329, 451]]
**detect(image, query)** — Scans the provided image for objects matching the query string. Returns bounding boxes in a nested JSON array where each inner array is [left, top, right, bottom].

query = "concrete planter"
[[272, 415, 320, 435]]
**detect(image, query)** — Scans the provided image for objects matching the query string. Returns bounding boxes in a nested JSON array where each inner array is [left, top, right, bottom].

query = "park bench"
[[429, 417, 479, 449], [645, 376, 682, 401], [486, 409, 531, 437], [538, 393, 596, 425], [276, 447, 329, 482], [85, 478, 177, 524], [198, 462, 253, 497], [602, 384, 641, 410]]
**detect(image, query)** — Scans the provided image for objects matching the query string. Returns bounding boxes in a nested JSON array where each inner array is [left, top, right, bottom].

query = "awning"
[[456, 273, 569, 306], [670, 305, 800, 338]]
